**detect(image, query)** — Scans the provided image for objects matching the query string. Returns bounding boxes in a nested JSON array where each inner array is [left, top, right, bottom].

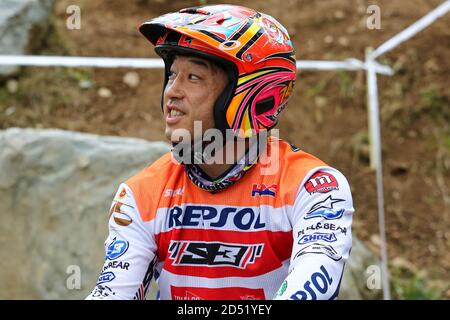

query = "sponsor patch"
[[298, 222, 347, 236], [91, 285, 116, 298], [170, 286, 265, 300], [298, 232, 337, 244], [97, 271, 116, 285], [294, 243, 342, 261], [167, 205, 266, 230], [290, 265, 333, 300], [112, 210, 133, 226], [164, 187, 185, 197], [106, 239, 129, 260], [108, 201, 134, 222], [251, 184, 277, 197], [118, 188, 126, 199], [102, 260, 130, 272], [305, 171, 338, 194], [305, 208, 344, 220], [305, 195, 346, 220], [168, 241, 264, 269], [274, 280, 288, 298]]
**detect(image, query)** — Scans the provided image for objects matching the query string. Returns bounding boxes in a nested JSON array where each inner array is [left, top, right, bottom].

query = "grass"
[[305, 79, 328, 97], [0, 65, 95, 129], [337, 71, 354, 100], [351, 131, 370, 165], [419, 86, 450, 122], [0, 14, 96, 126], [392, 275, 442, 300], [390, 266, 443, 300], [35, 16, 71, 56]]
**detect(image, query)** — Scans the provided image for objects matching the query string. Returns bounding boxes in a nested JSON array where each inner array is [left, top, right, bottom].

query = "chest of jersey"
[[153, 167, 294, 279]]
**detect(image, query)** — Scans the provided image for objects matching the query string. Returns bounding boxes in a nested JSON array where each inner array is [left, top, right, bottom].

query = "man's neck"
[[198, 138, 251, 179]]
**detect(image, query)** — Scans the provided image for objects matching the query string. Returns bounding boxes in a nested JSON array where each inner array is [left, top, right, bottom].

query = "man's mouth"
[[168, 109, 185, 118], [166, 106, 186, 125]]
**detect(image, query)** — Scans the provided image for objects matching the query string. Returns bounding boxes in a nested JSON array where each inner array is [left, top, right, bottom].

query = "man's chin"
[[166, 128, 192, 145]]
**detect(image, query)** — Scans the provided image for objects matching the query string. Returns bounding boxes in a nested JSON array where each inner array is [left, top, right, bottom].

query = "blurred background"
[[0, 0, 448, 299]]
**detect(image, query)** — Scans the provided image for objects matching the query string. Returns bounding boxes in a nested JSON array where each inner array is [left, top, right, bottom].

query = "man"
[[87, 4, 354, 300]]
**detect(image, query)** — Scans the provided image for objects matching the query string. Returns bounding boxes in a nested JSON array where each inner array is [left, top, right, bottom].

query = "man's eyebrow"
[[188, 58, 210, 69]]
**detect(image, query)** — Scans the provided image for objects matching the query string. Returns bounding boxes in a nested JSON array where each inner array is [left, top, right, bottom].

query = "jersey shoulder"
[[271, 137, 330, 182], [126, 151, 175, 186], [259, 137, 331, 204], [275, 137, 328, 169], [276, 139, 351, 196], [124, 152, 183, 221]]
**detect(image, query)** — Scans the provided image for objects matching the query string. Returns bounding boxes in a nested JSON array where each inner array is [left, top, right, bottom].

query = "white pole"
[[369, 0, 450, 60], [0, 55, 393, 74], [366, 52, 390, 300], [0, 55, 165, 68]]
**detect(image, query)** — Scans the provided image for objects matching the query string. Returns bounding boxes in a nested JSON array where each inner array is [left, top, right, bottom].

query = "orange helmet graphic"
[[139, 4, 296, 138]]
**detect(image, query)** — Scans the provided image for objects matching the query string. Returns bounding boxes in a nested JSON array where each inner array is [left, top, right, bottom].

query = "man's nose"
[[164, 77, 185, 100]]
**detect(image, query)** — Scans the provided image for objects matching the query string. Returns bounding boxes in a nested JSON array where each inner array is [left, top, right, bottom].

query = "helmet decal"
[[228, 68, 295, 136]]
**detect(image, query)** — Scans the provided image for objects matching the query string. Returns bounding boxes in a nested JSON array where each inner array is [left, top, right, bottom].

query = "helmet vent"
[[256, 97, 274, 115]]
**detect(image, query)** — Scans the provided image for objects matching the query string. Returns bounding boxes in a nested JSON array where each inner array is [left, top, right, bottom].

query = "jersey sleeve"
[[274, 167, 354, 300], [86, 183, 158, 300]]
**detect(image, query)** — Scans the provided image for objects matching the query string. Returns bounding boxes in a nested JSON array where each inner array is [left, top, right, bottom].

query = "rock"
[[424, 58, 439, 73], [334, 10, 345, 20], [324, 35, 334, 44], [314, 96, 328, 108], [98, 87, 112, 98], [6, 79, 19, 93], [346, 26, 357, 34], [0, 128, 170, 299], [123, 72, 140, 88], [78, 80, 93, 89], [391, 257, 417, 273], [370, 234, 381, 247], [338, 36, 349, 47], [4, 106, 16, 116], [0, 128, 380, 300], [0, 0, 55, 77], [339, 238, 383, 299]]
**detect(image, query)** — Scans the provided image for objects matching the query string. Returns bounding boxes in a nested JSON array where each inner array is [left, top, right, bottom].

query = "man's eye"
[[189, 74, 201, 80]]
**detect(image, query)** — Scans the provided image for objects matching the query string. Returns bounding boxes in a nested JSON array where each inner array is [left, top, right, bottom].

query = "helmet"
[[139, 4, 296, 138]]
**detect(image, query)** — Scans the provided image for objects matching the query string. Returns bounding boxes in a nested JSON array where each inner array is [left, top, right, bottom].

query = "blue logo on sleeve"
[[305, 196, 346, 220], [305, 208, 345, 220], [106, 239, 129, 260], [97, 271, 116, 285], [298, 232, 337, 244]]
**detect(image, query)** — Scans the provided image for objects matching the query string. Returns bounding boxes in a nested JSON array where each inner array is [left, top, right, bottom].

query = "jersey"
[[86, 137, 354, 300]]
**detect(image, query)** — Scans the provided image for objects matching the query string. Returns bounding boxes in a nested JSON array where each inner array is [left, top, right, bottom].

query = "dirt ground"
[[0, 0, 449, 298]]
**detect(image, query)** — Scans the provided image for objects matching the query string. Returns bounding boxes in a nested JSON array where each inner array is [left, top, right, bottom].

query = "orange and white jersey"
[[87, 137, 354, 300]]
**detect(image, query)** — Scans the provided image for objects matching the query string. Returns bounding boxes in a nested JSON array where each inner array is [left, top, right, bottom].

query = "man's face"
[[163, 55, 229, 143]]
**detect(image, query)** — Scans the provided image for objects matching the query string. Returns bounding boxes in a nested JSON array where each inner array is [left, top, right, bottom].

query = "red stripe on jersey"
[[175, 242, 188, 265], [171, 285, 266, 300], [155, 228, 292, 278], [241, 246, 253, 268]]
